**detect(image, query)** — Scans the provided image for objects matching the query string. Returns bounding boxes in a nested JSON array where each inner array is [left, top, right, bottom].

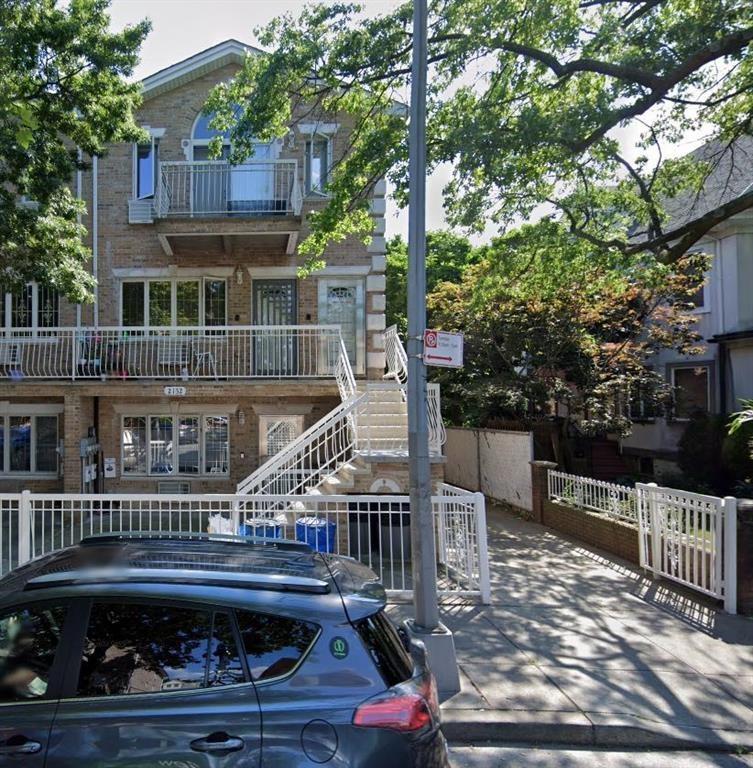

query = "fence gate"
[[637, 483, 737, 613]]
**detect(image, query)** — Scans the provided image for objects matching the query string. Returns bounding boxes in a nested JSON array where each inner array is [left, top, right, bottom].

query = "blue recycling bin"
[[239, 518, 283, 540], [295, 516, 336, 553]]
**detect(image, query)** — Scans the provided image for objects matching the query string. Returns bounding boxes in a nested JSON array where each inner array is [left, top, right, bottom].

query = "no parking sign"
[[423, 329, 464, 368]]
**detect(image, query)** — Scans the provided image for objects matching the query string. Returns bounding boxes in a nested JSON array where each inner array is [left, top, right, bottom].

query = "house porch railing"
[[0, 325, 344, 381]]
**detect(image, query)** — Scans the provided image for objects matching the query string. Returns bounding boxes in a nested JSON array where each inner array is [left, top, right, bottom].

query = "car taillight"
[[353, 692, 432, 732], [422, 675, 440, 720]]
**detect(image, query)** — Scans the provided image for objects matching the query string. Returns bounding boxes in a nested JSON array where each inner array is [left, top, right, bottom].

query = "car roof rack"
[[79, 531, 313, 552], [23, 567, 330, 594]]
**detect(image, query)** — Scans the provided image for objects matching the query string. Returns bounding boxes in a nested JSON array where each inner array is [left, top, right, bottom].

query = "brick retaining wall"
[[542, 498, 640, 565]]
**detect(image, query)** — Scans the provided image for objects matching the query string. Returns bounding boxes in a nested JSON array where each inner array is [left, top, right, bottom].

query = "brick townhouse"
[[0, 40, 442, 496]]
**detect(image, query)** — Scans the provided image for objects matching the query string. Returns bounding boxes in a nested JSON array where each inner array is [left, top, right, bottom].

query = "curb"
[[441, 710, 753, 752]]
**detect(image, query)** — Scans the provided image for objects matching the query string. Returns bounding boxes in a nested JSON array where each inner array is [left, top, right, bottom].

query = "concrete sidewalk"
[[399, 503, 753, 750]]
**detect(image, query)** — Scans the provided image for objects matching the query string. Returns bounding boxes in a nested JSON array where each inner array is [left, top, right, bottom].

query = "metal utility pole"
[[405, 0, 459, 698], [407, 0, 438, 633]]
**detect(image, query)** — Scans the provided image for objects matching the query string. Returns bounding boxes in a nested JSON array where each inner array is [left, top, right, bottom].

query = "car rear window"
[[235, 610, 318, 682], [76, 603, 248, 697], [355, 610, 413, 687]]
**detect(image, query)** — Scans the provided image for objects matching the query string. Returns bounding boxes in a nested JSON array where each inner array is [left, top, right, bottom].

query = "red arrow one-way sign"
[[423, 329, 464, 368]]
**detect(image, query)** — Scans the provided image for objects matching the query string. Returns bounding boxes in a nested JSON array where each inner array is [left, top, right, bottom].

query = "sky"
[[108, 0, 452, 242]]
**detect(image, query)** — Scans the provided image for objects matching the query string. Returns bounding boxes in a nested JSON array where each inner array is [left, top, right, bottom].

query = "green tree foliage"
[[424, 220, 706, 432], [207, 0, 753, 266], [0, 0, 149, 301], [678, 411, 753, 495], [385, 230, 480, 334]]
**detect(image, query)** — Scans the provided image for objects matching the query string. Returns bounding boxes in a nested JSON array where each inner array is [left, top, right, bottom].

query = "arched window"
[[192, 112, 232, 142]]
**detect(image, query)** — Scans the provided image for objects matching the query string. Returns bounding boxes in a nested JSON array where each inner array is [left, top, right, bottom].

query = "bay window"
[[0, 412, 59, 475], [120, 278, 226, 329], [121, 414, 228, 476]]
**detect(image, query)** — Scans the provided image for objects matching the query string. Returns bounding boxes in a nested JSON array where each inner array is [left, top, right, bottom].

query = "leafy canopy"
[[208, 0, 753, 265], [0, 0, 149, 301], [386, 230, 480, 335], [424, 220, 706, 432]]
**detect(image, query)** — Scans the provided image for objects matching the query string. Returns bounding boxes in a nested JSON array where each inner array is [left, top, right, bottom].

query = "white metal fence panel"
[[436, 484, 490, 603], [549, 469, 637, 524], [2, 491, 490, 603], [637, 483, 737, 612]]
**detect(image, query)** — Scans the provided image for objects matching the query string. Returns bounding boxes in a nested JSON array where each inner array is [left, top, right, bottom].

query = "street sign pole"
[[406, 0, 460, 697]]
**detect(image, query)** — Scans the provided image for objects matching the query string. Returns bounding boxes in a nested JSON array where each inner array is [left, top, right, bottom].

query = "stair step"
[[340, 462, 371, 476]]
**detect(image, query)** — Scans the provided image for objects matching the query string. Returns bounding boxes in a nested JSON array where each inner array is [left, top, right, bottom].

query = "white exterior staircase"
[[236, 326, 444, 497]]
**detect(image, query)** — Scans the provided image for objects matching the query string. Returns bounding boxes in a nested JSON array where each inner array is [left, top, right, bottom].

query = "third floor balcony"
[[128, 159, 303, 224]]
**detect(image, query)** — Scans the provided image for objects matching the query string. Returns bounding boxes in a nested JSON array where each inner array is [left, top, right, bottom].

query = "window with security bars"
[[0, 283, 59, 335], [259, 416, 303, 457]]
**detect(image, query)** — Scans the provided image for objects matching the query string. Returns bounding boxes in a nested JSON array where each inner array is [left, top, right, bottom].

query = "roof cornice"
[[140, 39, 260, 100]]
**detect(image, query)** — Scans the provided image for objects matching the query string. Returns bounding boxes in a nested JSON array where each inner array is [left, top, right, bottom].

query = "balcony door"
[[192, 141, 281, 215], [253, 280, 297, 376], [229, 141, 281, 213]]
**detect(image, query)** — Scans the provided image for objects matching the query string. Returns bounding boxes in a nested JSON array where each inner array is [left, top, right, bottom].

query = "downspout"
[[92, 154, 99, 327], [76, 149, 83, 327], [93, 396, 102, 493]]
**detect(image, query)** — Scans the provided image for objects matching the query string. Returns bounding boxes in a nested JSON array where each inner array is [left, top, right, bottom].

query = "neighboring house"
[[620, 135, 753, 478], [0, 40, 441, 494]]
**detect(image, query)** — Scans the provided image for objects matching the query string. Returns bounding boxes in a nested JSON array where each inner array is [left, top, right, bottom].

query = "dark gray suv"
[[0, 533, 449, 767]]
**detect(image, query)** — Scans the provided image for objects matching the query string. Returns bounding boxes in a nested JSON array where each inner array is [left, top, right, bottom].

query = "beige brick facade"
[[0, 43, 394, 494]]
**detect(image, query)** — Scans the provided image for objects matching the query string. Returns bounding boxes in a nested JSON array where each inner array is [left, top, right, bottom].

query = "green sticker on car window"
[[330, 636, 349, 660]]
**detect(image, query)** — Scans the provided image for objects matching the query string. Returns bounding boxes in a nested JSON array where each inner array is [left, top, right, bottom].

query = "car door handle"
[[0, 737, 43, 755], [190, 733, 245, 754]]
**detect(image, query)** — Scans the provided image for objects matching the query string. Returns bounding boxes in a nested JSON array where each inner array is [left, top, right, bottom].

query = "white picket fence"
[[0, 486, 491, 604], [547, 469, 738, 613], [548, 470, 637, 524], [637, 483, 737, 614]]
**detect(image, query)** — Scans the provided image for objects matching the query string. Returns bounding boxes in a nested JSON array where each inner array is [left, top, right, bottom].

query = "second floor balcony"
[[129, 159, 303, 224], [0, 325, 344, 382]]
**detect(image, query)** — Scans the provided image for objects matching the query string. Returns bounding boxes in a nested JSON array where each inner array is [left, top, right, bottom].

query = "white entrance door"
[[318, 279, 365, 375]]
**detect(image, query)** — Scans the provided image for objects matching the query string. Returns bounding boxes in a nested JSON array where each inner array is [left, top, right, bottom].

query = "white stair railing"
[[384, 324, 408, 383], [237, 325, 446, 496], [236, 392, 368, 495], [384, 325, 445, 452], [237, 333, 362, 495], [428, 382, 446, 453]]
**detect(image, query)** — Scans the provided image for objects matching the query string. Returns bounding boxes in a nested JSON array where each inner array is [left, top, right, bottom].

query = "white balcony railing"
[[0, 325, 343, 380], [155, 160, 303, 218]]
